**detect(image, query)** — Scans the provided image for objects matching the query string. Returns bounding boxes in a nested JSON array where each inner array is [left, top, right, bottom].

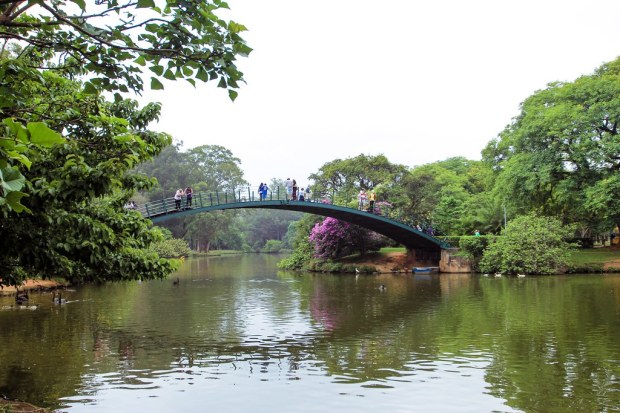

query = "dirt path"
[[0, 279, 65, 296], [341, 251, 414, 273]]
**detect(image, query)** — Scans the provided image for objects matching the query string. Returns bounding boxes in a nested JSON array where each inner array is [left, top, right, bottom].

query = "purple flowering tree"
[[309, 217, 387, 259]]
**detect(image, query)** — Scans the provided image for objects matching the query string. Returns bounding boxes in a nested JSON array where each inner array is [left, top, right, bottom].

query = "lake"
[[1, 254, 619, 412]]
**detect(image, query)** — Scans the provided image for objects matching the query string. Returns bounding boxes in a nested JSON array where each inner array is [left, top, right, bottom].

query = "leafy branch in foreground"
[[0, 0, 251, 99]]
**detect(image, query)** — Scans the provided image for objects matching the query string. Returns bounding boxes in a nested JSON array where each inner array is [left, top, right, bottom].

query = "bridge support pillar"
[[439, 248, 472, 273], [406, 247, 441, 267]]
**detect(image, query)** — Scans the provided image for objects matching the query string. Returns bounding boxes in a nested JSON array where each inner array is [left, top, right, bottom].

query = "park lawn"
[[569, 247, 620, 266], [379, 247, 406, 255]]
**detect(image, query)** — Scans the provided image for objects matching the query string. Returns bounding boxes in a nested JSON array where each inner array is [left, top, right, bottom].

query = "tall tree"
[[133, 142, 200, 200], [484, 58, 620, 234], [0, 0, 250, 213], [0, 69, 175, 286], [309, 153, 408, 204], [187, 144, 247, 191], [400, 157, 493, 235]]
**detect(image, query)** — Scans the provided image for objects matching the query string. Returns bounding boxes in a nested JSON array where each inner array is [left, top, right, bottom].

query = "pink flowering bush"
[[309, 217, 387, 259], [372, 201, 393, 215]]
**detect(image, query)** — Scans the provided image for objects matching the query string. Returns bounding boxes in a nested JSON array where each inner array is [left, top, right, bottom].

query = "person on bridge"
[[299, 188, 305, 201], [292, 179, 298, 200], [358, 190, 367, 210], [285, 178, 293, 200], [368, 191, 376, 212], [185, 187, 193, 208], [305, 186, 311, 201], [174, 189, 183, 210], [260, 183, 269, 200]]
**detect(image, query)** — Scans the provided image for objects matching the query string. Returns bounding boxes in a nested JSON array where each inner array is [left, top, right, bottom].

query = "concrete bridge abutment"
[[406, 247, 441, 268], [406, 247, 472, 273], [438, 248, 472, 273]]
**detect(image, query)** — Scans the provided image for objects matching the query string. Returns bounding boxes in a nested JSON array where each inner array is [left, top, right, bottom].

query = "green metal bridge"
[[135, 186, 449, 250]]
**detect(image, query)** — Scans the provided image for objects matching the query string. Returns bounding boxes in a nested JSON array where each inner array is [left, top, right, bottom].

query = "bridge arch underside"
[[150, 201, 443, 251]]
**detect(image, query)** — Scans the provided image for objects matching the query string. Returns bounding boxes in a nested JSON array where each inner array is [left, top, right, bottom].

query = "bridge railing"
[[132, 185, 450, 246], [135, 185, 325, 217]]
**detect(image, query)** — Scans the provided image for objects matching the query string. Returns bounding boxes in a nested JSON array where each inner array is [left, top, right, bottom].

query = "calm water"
[[1, 255, 619, 413]]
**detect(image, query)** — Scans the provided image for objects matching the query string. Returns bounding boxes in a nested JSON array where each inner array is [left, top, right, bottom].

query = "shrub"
[[277, 238, 313, 270], [459, 236, 495, 271], [479, 213, 575, 275], [261, 240, 284, 253], [149, 238, 191, 258]]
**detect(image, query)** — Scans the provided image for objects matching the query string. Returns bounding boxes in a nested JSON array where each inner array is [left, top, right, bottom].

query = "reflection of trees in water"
[[2, 261, 619, 412], [478, 277, 620, 413]]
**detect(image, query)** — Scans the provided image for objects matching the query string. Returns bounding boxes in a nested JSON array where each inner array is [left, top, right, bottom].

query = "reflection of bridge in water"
[[135, 186, 450, 252]]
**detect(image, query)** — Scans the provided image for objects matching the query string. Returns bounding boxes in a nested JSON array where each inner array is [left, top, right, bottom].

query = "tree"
[[309, 154, 408, 202], [0, 0, 251, 286], [0, 69, 176, 286], [483, 58, 620, 235], [0, 0, 250, 98], [184, 210, 237, 253], [308, 217, 384, 259], [132, 142, 200, 201], [187, 144, 247, 191], [400, 157, 493, 234], [240, 209, 302, 250], [479, 213, 574, 275], [0, 0, 250, 214]]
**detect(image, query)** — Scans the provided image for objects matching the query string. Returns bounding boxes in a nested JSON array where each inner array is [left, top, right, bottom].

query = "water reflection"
[[0, 256, 619, 412]]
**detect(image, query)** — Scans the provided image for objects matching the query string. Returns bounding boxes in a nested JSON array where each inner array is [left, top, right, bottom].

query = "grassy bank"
[[568, 247, 620, 272], [335, 246, 620, 274]]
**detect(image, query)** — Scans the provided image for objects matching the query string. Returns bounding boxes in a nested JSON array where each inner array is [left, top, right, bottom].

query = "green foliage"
[[239, 209, 302, 249], [277, 236, 314, 270], [309, 154, 408, 201], [459, 236, 495, 271], [479, 214, 575, 275], [400, 157, 494, 235], [149, 237, 191, 258], [0, 117, 65, 214], [261, 240, 284, 253], [484, 57, 620, 237], [0, 68, 176, 286], [0, 0, 250, 97], [304, 261, 376, 273]]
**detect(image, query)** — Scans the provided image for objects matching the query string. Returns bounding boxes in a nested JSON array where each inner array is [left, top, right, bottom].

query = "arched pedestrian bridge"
[[134, 187, 450, 251]]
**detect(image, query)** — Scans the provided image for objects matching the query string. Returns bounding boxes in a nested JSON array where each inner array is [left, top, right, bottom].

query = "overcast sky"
[[141, 0, 620, 189]]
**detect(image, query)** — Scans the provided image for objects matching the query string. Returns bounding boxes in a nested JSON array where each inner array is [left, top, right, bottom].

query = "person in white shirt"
[[284, 178, 293, 200]]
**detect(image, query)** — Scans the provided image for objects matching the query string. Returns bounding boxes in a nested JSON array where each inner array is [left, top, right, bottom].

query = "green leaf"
[[3, 118, 28, 142], [196, 68, 209, 82], [5, 190, 30, 213], [228, 22, 248, 34], [5, 151, 32, 169], [149, 65, 164, 76], [151, 77, 164, 90], [0, 166, 26, 193], [137, 0, 156, 8], [83, 82, 98, 95], [134, 55, 147, 66], [74, 0, 86, 11], [163, 69, 176, 81], [27, 122, 64, 146], [228, 90, 238, 101]]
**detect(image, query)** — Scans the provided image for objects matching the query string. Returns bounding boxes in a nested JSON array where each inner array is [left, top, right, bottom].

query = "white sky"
[[141, 0, 620, 188]]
